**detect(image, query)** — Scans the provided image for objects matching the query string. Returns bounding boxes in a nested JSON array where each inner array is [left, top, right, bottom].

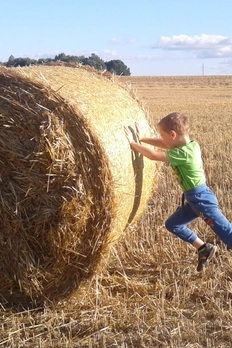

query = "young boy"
[[124, 112, 232, 271]]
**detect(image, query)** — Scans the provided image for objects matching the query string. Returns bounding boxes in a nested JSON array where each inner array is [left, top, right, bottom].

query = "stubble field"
[[1, 75, 232, 347]]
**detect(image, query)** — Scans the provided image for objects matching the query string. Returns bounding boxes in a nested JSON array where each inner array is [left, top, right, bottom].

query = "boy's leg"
[[165, 201, 217, 271], [199, 208, 232, 247], [187, 188, 232, 247], [165, 202, 199, 244]]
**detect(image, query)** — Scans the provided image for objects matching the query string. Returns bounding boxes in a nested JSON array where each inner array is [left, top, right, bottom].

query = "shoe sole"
[[205, 246, 217, 266], [197, 246, 217, 272]]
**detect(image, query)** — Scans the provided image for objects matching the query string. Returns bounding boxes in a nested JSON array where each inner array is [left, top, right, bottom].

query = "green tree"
[[6, 55, 15, 67], [54, 53, 85, 64], [67, 55, 84, 63], [6, 57, 30, 67], [37, 57, 53, 65], [2, 53, 131, 75], [106, 60, 131, 76], [54, 53, 68, 62], [8, 55, 15, 62], [82, 53, 106, 70]]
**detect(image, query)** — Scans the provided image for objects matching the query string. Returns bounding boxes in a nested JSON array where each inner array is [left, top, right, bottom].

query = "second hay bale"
[[0, 65, 159, 302]]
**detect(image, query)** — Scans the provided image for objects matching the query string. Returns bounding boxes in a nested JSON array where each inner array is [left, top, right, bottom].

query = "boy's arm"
[[135, 122, 168, 149], [129, 141, 168, 161], [139, 137, 168, 149], [124, 126, 168, 162]]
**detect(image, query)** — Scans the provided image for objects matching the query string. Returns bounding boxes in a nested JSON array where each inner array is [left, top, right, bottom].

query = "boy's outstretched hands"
[[124, 125, 134, 144], [124, 122, 168, 162], [124, 122, 142, 145], [135, 122, 142, 141]]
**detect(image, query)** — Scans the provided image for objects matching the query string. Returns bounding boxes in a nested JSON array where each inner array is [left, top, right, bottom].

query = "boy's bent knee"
[[165, 218, 175, 232]]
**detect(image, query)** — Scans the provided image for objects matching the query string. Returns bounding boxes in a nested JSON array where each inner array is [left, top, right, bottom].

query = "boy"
[[124, 112, 232, 271]]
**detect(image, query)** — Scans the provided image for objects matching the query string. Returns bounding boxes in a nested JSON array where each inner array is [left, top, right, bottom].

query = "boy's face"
[[158, 126, 176, 149]]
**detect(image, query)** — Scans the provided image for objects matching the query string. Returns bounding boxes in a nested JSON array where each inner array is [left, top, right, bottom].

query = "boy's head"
[[157, 113, 190, 148], [158, 112, 190, 136]]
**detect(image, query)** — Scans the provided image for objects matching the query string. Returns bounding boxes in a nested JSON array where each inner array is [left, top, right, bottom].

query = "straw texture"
[[0, 65, 159, 302]]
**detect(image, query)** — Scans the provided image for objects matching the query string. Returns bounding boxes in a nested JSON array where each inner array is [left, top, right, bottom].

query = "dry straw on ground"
[[0, 65, 159, 303]]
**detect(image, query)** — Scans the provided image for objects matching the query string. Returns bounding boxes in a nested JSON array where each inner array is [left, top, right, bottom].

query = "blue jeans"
[[165, 183, 232, 247]]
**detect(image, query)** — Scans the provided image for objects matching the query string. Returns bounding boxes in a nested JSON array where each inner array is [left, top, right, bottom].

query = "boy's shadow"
[[125, 126, 144, 229]]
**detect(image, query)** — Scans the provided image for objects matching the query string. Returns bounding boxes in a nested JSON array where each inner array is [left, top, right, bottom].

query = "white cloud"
[[152, 34, 232, 59], [108, 37, 136, 45], [104, 49, 119, 56], [110, 38, 121, 44], [153, 34, 231, 49], [198, 46, 232, 58], [103, 51, 182, 61]]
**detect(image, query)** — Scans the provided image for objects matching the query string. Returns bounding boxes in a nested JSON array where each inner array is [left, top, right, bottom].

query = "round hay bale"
[[0, 65, 159, 303]]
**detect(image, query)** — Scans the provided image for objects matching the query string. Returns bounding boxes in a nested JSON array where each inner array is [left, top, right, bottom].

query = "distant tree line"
[[0, 53, 131, 76]]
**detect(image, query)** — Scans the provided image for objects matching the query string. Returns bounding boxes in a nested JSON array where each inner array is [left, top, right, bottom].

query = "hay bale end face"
[[0, 65, 159, 302]]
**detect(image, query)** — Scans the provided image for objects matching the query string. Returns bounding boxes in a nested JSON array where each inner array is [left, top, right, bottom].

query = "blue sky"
[[1, 0, 232, 76]]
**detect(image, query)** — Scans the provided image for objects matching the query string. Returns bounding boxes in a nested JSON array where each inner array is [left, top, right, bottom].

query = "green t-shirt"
[[166, 141, 206, 191]]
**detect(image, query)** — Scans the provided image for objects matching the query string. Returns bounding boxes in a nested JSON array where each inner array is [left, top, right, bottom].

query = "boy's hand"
[[135, 122, 142, 141], [124, 126, 135, 144]]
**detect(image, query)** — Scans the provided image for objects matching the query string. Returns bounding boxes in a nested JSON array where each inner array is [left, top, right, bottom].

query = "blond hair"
[[158, 112, 190, 136]]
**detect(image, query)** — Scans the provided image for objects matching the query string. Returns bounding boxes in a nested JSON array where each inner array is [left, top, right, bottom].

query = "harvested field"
[[1, 74, 232, 347]]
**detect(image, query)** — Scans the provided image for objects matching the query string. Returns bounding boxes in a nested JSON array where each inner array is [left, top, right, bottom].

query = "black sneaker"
[[197, 243, 217, 272]]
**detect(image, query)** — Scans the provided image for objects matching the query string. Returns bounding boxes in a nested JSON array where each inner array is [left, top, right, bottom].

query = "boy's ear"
[[170, 130, 177, 139]]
